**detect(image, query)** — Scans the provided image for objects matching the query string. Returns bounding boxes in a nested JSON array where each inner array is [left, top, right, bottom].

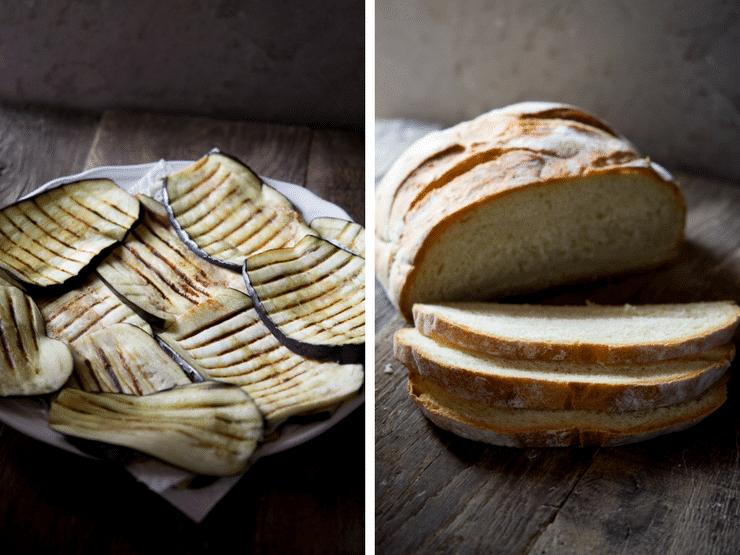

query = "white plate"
[[0, 160, 364, 463]]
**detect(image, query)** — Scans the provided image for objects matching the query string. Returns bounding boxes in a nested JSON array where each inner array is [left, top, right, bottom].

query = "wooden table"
[[375, 121, 740, 554], [0, 103, 365, 554]]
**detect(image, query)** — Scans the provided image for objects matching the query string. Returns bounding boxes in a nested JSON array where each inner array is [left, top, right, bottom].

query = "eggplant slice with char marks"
[[68, 323, 196, 395], [36, 272, 152, 344], [309, 217, 365, 258], [0, 179, 140, 290], [162, 151, 316, 271], [49, 381, 264, 476], [242, 235, 365, 364], [0, 285, 74, 396], [96, 194, 244, 327], [157, 287, 364, 431]]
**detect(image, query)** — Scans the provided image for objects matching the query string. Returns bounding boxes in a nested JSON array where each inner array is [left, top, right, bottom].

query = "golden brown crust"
[[412, 302, 740, 365], [408, 372, 729, 448], [396, 327, 735, 412], [375, 102, 687, 321]]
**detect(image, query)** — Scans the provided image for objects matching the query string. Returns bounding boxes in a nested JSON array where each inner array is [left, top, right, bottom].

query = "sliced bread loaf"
[[413, 301, 740, 364], [375, 102, 686, 320], [396, 327, 734, 412], [407, 371, 729, 448]]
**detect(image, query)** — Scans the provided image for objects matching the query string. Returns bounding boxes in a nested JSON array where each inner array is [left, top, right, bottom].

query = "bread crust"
[[407, 372, 729, 448], [412, 301, 740, 365], [375, 102, 687, 320], [396, 327, 735, 412]]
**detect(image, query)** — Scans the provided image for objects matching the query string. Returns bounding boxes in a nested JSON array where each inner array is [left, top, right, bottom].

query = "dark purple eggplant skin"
[[240, 254, 365, 366], [0, 179, 142, 296], [308, 217, 365, 259], [160, 148, 267, 274]]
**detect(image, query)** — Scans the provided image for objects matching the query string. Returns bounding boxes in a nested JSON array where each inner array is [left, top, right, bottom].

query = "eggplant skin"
[[0, 179, 140, 291], [242, 235, 365, 364], [49, 381, 264, 476], [156, 287, 364, 430], [162, 151, 316, 271], [309, 217, 366, 258]]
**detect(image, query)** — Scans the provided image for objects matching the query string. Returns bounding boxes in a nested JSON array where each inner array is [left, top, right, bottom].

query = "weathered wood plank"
[[305, 128, 365, 226], [528, 449, 740, 555], [84, 110, 312, 185], [0, 103, 99, 206]]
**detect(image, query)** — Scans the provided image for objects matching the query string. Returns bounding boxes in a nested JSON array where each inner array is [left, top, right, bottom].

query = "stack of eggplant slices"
[[0, 150, 365, 476]]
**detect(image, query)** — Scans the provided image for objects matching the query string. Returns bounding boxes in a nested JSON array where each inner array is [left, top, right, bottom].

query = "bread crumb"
[[384, 364, 394, 374]]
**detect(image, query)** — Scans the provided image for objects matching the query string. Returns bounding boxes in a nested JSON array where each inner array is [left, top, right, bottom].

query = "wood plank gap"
[[521, 447, 602, 555], [303, 130, 315, 192]]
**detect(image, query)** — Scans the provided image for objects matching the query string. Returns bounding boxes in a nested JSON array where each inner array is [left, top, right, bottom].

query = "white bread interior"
[[412, 301, 740, 364]]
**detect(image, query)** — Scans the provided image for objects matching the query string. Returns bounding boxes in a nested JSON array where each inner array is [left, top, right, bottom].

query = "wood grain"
[[0, 103, 99, 206], [375, 173, 740, 554], [84, 110, 313, 185], [305, 128, 365, 226]]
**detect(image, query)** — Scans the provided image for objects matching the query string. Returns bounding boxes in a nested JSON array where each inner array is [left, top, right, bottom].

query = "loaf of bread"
[[412, 301, 740, 364], [376, 102, 687, 320]]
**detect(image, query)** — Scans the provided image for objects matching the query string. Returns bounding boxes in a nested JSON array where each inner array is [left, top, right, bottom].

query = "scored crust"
[[375, 102, 686, 320]]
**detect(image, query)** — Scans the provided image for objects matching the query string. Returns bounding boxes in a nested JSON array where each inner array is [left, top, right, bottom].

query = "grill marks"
[[158, 288, 364, 428], [0, 286, 74, 396], [37, 273, 152, 344], [3, 155, 363, 468], [71, 324, 192, 396], [96, 199, 239, 324], [48, 381, 264, 476], [163, 152, 315, 270], [244, 236, 365, 348], [309, 218, 366, 258], [0, 179, 140, 288]]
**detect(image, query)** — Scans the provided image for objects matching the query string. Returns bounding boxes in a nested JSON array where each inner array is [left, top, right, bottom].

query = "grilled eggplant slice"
[[157, 288, 364, 430], [0, 179, 140, 289], [0, 286, 74, 396], [242, 235, 365, 364], [310, 217, 365, 258], [162, 151, 316, 271], [36, 273, 152, 344], [69, 323, 195, 394], [49, 381, 264, 476], [96, 194, 243, 327]]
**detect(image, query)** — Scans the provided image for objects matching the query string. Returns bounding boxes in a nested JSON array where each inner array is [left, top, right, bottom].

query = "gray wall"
[[0, 0, 364, 129], [376, 0, 740, 181]]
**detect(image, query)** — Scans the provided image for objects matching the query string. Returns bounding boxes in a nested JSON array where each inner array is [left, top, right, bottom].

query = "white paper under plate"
[[0, 159, 364, 522]]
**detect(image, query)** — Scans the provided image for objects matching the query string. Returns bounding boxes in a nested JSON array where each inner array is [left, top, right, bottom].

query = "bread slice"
[[396, 327, 734, 412], [407, 371, 729, 448], [413, 301, 740, 364], [375, 102, 686, 320]]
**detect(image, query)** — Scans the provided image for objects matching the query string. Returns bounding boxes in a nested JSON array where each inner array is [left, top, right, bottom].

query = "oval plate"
[[0, 160, 364, 463]]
